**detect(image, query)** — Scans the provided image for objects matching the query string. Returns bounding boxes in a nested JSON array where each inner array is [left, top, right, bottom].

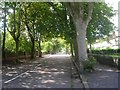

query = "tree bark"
[[0, 32, 1, 63], [15, 40, 19, 62], [70, 41, 74, 57], [7, 3, 22, 63], [38, 40, 42, 57], [75, 19, 88, 61], [25, 22, 35, 59], [2, 3, 7, 61], [89, 43, 92, 54], [31, 38, 35, 59], [64, 2, 94, 72], [73, 37, 79, 63]]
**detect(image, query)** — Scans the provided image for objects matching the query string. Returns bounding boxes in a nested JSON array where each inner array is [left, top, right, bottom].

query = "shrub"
[[91, 49, 118, 55], [83, 56, 97, 72]]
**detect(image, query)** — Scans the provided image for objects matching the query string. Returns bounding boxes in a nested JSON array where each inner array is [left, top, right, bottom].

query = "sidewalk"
[[85, 63, 119, 88]]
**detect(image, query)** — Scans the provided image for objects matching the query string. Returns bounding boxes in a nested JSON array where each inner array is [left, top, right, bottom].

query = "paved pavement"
[[2, 54, 83, 89], [86, 63, 119, 88]]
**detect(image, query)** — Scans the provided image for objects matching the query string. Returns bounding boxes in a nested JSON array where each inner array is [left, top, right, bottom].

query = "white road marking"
[[4, 64, 42, 84], [4, 56, 50, 84], [4, 71, 28, 84]]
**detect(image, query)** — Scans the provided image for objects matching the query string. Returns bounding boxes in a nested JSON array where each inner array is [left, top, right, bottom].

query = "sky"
[[105, 0, 119, 28]]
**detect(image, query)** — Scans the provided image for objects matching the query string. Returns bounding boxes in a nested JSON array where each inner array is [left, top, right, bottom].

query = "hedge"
[[91, 48, 120, 54], [89, 54, 120, 69]]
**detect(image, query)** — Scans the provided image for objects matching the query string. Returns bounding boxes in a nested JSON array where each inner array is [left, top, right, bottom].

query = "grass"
[[106, 54, 120, 58]]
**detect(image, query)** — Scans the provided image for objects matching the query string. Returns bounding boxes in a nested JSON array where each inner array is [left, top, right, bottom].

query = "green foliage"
[[19, 36, 31, 53], [2, 2, 116, 65], [5, 32, 16, 52], [83, 56, 97, 72], [87, 3, 115, 45], [41, 38, 67, 54], [92, 48, 118, 54], [42, 41, 53, 53]]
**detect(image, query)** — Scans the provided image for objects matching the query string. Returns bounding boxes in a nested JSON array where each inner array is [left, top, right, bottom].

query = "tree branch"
[[85, 2, 94, 25]]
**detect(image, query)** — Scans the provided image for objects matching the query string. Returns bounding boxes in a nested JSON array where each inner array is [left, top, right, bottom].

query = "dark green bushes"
[[90, 54, 119, 69], [88, 48, 120, 69], [83, 56, 97, 72], [91, 49, 119, 55], [2, 48, 32, 62]]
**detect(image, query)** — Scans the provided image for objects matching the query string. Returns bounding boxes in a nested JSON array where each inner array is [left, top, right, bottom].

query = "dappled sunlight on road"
[[95, 63, 119, 72], [41, 80, 56, 84], [6, 71, 18, 76], [87, 63, 119, 88], [96, 68, 119, 72], [2, 54, 72, 88], [49, 54, 71, 57]]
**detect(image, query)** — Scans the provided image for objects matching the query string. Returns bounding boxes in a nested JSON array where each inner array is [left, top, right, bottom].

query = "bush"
[[91, 49, 118, 55], [83, 56, 96, 72]]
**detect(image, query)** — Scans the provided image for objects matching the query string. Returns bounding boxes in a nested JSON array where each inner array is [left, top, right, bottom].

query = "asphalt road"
[[2, 54, 83, 89]]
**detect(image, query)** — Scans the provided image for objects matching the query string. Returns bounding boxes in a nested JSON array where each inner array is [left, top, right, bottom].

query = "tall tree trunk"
[[73, 37, 79, 63], [0, 32, 1, 63], [64, 2, 94, 72], [74, 18, 88, 61], [31, 38, 35, 59], [25, 23, 35, 59], [89, 43, 92, 54], [2, 2, 7, 61], [74, 18, 88, 72], [15, 40, 19, 63], [13, 3, 18, 63], [7, 3, 21, 63], [70, 41, 74, 57], [38, 40, 42, 57], [13, 3, 16, 32]]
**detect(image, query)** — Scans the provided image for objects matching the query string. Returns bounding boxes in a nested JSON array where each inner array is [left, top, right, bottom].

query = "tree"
[[2, 2, 9, 60], [7, 2, 23, 62], [3, 2, 115, 66], [86, 3, 115, 51], [22, 2, 53, 58], [0, 2, 2, 61], [2, 2, 7, 60], [22, 2, 37, 59], [63, 2, 94, 71]]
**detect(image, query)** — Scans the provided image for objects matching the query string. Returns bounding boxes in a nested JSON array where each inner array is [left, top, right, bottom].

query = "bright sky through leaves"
[[105, 0, 119, 28]]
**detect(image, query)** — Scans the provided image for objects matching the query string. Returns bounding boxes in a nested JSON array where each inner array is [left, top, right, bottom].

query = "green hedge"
[[89, 54, 120, 69], [91, 49, 120, 54]]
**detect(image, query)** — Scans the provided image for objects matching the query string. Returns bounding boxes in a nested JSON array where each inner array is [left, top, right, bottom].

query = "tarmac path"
[[86, 63, 119, 88], [2, 54, 83, 89]]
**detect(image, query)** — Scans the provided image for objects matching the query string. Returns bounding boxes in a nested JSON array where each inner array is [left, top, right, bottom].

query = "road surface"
[[2, 54, 83, 89]]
